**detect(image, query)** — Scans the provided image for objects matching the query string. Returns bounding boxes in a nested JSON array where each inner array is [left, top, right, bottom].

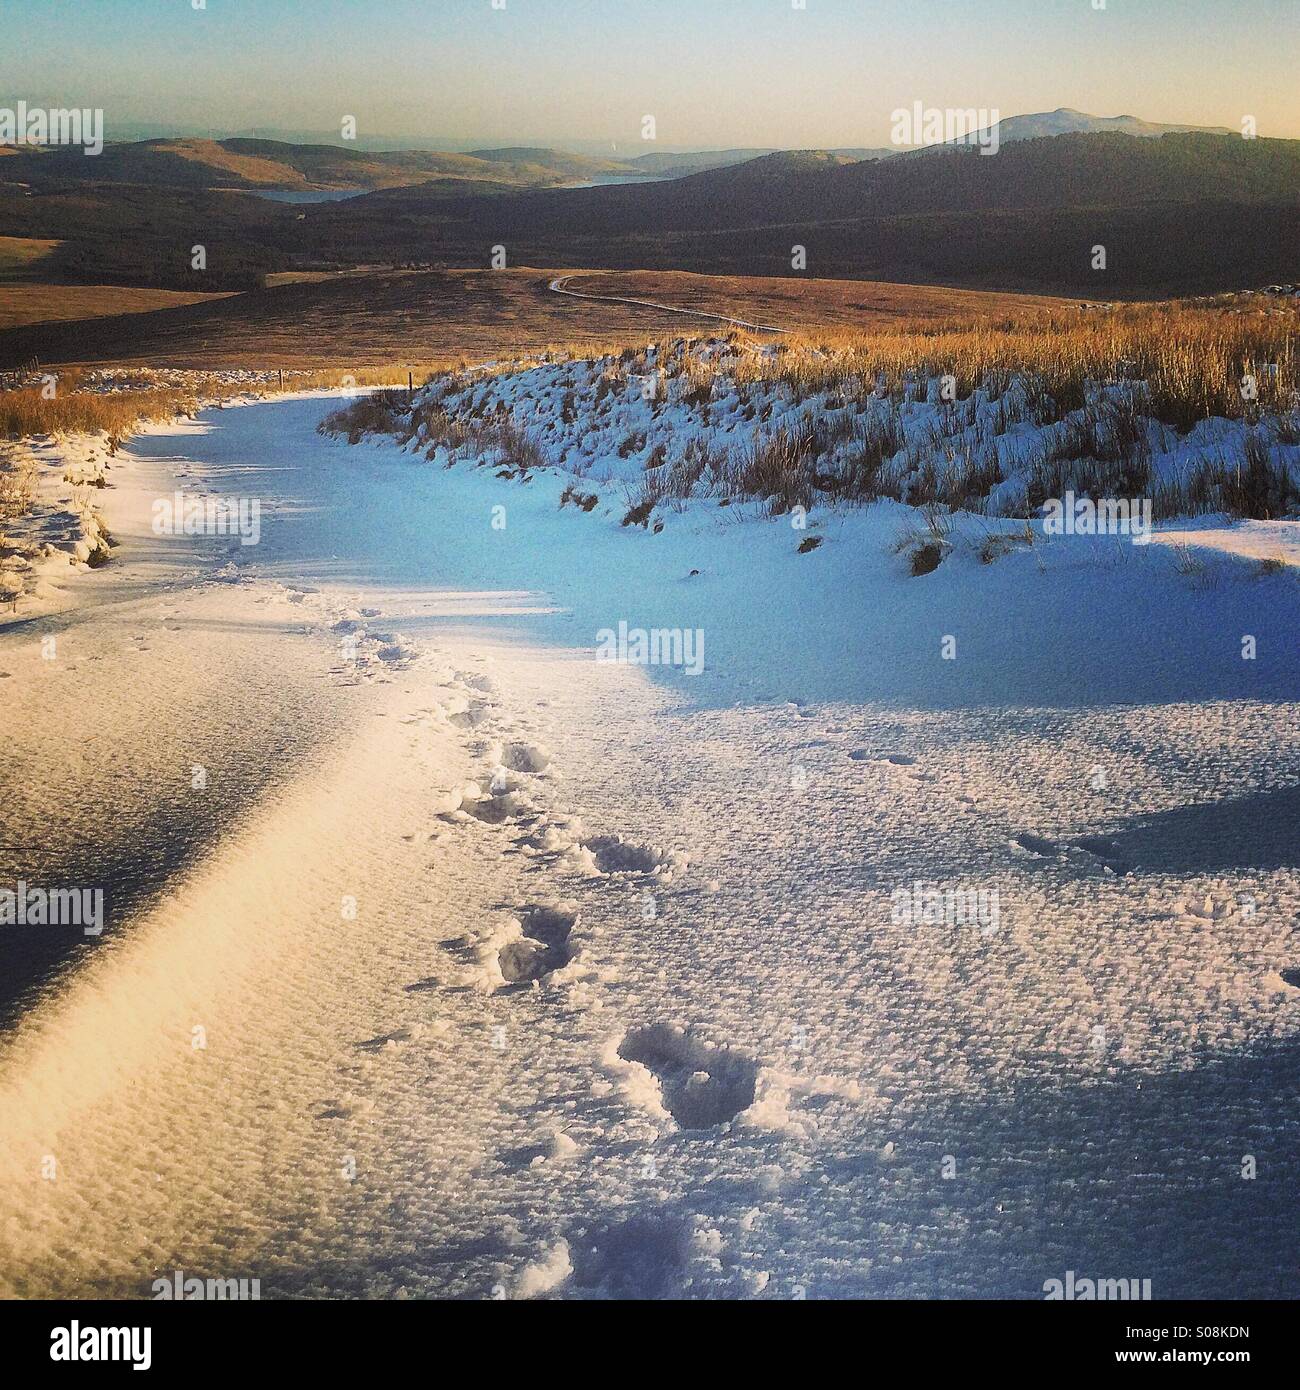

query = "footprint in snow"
[[614, 1024, 758, 1130], [449, 702, 492, 731], [564, 1215, 690, 1299], [1074, 835, 1132, 875], [404, 976, 442, 994], [462, 791, 534, 826], [500, 740, 551, 775], [579, 834, 681, 878], [497, 905, 578, 985]]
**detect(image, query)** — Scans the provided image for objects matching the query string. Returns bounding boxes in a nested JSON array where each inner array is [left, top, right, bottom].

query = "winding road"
[[548, 273, 787, 334]]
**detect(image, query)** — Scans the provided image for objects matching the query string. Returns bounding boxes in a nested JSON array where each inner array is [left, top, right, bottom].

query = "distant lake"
[[559, 174, 670, 189], [246, 189, 365, 204], [238, 178, 670, 201]]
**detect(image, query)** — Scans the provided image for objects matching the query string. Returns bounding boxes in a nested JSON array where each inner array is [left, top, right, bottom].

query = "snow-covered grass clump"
[[322, 302, 1300, 532]]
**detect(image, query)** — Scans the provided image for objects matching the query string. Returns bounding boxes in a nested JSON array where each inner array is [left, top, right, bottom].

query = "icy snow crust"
[[0, 382, 1297, 1299]]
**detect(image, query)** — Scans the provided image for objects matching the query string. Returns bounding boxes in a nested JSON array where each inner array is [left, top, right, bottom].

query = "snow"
[[1151, 517, 1300, 567], [1, 432, 115, 612], [514, 1240, 572, 1299], [0, 378, 1297, 1299]]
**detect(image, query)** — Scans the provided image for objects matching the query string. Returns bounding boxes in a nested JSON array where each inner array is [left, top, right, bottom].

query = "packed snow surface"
[[0, 386, 1297, 1299]]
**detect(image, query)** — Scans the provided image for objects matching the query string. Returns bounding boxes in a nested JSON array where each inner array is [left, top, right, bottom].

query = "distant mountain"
[[977, 107, 1235, 145], [934, 107, 1229, 150], [843, 131, 1300, 214]]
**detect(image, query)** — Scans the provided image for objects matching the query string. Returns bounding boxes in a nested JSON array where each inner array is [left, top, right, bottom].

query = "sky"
[[3, 0, 1298, 151]]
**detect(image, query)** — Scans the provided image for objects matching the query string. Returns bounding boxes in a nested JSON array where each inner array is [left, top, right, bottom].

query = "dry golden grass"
[[0, 448, 35, 533], [740, 300, 1299, 429], [444, 296, 1298, 433], [262, 270, 366, 288], [0, 269, 656, 369], [0, 236, 63, 282], [0, 283, 234, 331], [161, 138, 315, 187], [566, 270, 1072, 331], [0, 267, 1070, 370], [0, 384, 200, 441]]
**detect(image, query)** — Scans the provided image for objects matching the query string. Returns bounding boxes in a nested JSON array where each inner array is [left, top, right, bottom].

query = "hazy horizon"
[[30, 106, 1264, 159], [5, 0, 1299, 150]]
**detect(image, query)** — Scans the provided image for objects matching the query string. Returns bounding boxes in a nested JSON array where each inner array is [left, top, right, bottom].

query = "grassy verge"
[[0, 449, 34, 530], [323, 300, 1300, 527], [741, 301, 1298, 430]]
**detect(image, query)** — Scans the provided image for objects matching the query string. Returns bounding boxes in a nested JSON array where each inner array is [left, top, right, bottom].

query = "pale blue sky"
[[4, 0, 1297, 149]]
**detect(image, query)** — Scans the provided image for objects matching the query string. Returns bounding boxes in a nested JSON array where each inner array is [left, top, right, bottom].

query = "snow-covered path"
[[1, 395, 1298, 1298]]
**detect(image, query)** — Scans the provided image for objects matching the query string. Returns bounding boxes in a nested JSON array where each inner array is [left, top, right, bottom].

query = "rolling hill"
[[0, 137, 646, 192], [0, 267, 1070, 369], [0, 135, 889, 194], [1, 116, 1297, 298], [300, 131, 1299, 294], [626, 146, 896, 176], [369, 132, 1299, 236]]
